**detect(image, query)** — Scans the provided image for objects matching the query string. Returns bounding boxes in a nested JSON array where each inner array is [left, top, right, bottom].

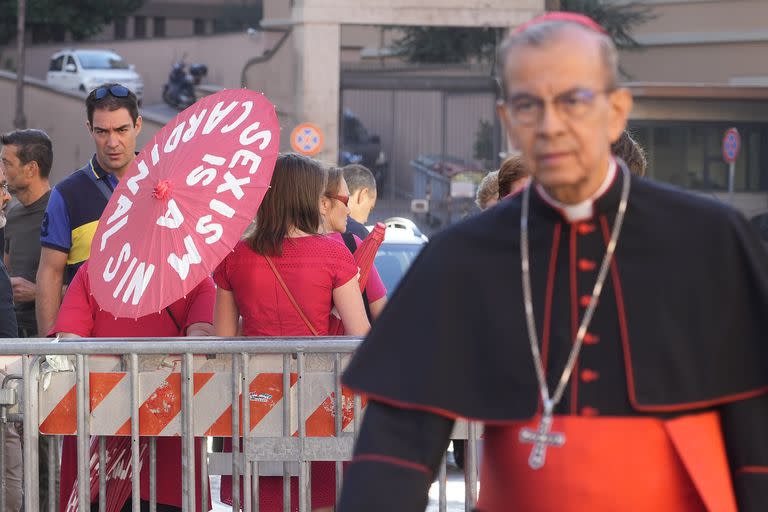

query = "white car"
[[46, 49, 144, 104], [370, 217, 428, 297]]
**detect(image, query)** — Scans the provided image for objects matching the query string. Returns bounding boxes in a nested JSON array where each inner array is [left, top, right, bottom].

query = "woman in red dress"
[[214, 153, 369, 511]]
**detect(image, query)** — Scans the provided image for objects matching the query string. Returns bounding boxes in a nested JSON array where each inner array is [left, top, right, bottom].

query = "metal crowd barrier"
[[0, 337, 481, 512]]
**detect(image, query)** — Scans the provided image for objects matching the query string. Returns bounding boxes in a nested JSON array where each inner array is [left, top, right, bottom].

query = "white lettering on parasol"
[[168, 235, 202, 280], [127, 160, 149, 195], [222, 101, 253, 133], [102, 242, 157, 305], [186, 154, 226, 186], [202, 101, 238, 135], [230, 149, 264, 175], [99, 195, 133, 251], [240, 121, 272, 149], [156, 199, 184, 229]]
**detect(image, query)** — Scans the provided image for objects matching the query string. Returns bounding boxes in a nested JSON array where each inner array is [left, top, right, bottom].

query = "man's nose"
[[537, 102, 567, 136], [106, 132, 120, 147]]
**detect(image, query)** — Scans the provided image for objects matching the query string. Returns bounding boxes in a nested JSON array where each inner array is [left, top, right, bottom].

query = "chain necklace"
[[518, 161, 631, 470]]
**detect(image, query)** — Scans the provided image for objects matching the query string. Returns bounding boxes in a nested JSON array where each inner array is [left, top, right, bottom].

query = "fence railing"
[[0, 337, 480, 512]]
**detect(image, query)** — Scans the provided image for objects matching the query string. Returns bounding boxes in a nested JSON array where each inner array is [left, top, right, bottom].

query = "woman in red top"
[[214, 153, 369, 511], [320, 167, 387, 320]]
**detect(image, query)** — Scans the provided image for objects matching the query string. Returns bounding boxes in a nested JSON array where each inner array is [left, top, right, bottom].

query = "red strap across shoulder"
[[264, 255, 320, 336]]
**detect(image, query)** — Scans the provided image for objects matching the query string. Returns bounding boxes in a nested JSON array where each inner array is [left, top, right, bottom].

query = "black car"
[[340, 109, 388, 188]]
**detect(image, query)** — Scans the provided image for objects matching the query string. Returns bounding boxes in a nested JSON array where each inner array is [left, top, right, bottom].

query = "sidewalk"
[[209, 466, 469, 511]]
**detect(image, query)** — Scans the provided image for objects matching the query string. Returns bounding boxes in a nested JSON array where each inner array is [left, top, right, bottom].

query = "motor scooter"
[[162, 58, 207, 109]]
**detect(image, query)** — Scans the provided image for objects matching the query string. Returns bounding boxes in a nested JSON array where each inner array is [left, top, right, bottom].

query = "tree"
[[391, 26, 499, 64], [559, 0, 655, 51], [391, 1, 653, 64], [0, 0, 145, 46]]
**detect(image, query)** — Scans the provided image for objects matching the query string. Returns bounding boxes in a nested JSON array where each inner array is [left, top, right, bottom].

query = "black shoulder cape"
[[343, 173, 768, 422]]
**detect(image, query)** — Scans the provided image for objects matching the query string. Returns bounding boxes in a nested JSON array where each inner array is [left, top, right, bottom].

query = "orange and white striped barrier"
[[39, 354, 360, 437]]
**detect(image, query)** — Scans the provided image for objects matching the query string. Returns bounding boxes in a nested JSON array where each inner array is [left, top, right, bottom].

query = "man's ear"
[[496, 101, 518, 151], [608, 88, 633, 143], [25, 160, 40, 178]]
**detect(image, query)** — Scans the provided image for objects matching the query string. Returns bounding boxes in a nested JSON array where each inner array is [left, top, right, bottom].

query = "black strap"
[[88, 159, 115, 202], [341, 232, 372, 321], [165, 306, 182, 334]]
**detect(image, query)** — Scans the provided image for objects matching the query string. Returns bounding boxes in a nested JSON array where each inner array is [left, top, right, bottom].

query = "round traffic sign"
[[722, 128, 741, 163], [290, 123, 324, 156]]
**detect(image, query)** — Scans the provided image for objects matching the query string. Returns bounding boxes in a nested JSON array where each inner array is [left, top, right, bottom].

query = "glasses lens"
[[94, 85, 130, 100], [109, 85, 130, 97]]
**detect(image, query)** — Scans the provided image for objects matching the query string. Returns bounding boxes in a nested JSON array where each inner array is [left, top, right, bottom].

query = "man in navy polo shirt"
[[36, 83, 142, 336]]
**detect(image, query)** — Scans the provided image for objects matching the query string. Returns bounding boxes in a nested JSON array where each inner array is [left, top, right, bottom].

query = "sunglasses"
[[93, 85, 131, 100], [326, 194, 349, 207]]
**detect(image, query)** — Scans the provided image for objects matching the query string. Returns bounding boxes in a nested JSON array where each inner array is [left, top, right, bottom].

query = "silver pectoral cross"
[[519, 403, 565, 470]]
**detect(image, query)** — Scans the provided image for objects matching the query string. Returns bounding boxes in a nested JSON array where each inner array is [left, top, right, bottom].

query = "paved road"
[[140, 103, 180, 123], [209, 465, 470, 512]]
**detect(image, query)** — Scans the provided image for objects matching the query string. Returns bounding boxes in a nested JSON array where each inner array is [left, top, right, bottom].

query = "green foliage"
[[473, 119, 495, 166], [391, 0, 653, 64], [0, 0, 145, 45], [391, 26, 499, 64], [560, 0, 655, 50]]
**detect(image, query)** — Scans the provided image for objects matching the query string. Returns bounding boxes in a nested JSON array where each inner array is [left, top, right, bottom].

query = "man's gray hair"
[[342, 164, 377, 195], [496, 20, 619, 98]]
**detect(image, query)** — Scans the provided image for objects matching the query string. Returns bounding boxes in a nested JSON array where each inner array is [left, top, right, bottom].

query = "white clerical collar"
[[535, 159, 617, 222]]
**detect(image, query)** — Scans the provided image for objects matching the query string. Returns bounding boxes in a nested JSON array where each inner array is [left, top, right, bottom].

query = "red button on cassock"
[[581, 369, 600, 383], [577, 259, 597, 272], [577, 222, 596, 235], [583, 333, 600, 345], [581, 406, 599, 417]]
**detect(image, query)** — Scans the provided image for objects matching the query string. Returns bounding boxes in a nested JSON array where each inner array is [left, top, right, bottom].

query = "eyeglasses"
[[93, 85, 131, 100], [325, 194, 350, 207], [504, 87, 615, 125]]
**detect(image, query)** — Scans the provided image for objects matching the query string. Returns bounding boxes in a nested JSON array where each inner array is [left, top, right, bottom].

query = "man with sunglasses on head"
[[339, 13, 768, 512], [36, 83, 142, 337]]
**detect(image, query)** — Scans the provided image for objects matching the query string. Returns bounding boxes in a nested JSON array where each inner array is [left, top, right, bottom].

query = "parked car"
[[47, 49, 144, 104], [341, 109, 388, 188], [371, 217, 428, 297]]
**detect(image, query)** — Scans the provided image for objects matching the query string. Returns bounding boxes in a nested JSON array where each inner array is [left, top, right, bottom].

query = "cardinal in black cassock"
[[339, 160, 768, 511], [337, 13, 768, 512]]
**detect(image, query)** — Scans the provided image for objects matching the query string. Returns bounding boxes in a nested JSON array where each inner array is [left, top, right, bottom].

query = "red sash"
[[476, 411, 736, 512]]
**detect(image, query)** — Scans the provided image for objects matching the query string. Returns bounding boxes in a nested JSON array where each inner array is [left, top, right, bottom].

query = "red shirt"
[[51, 261, 215, 337], [214, 236, 359, 336], [54, 262, 215, 511]]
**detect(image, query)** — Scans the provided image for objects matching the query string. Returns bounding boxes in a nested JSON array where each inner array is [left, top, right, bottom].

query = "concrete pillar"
[[292, 21, 341, 163]]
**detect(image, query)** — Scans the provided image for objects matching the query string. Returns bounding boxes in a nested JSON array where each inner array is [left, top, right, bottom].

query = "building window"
[[114, 17, 127, 40], [194, 18, 206, 36], [154, 17, 166, 38], [629, 121, 768, 192], [134, 16, 146, 39]]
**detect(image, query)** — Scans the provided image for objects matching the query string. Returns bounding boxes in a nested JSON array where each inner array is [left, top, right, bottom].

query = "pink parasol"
[[88, 89, 280, 318]]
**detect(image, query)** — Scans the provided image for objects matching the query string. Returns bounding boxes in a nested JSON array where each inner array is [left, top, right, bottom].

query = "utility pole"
[[14, 0, 27, 129]]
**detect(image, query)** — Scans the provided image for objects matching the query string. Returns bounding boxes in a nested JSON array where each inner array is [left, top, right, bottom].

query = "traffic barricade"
[[0, 337, 481, 512]]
